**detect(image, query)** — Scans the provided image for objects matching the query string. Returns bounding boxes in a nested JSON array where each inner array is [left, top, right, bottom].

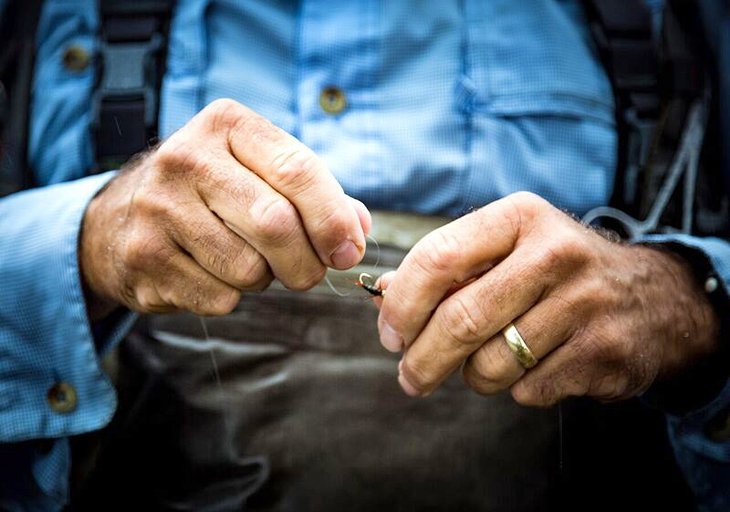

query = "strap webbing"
[[0, 0, 43, 196], [93, 0, 175, 171], [582, 0, 660, 213]]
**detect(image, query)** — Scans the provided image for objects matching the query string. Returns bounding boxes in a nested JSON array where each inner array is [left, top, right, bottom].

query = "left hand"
[[376, 192, 720, 405]]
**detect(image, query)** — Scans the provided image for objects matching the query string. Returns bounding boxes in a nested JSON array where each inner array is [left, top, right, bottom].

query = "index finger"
[[223, 101, 367, 269], [378, 194, 535, 351]]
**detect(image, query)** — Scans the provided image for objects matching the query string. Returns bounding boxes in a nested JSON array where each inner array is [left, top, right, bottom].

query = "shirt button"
[[62, 45, 90, 72], [47, 382, 77, 414], [319, 86, 347, 115]]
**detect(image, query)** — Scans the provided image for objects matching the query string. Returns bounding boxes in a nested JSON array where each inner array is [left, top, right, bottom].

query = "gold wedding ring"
[[502, 322, 538, 369]]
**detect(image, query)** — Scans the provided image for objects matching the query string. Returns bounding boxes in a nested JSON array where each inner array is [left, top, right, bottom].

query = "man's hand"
[[80, 99, 370, 319], [376, 192, 719, 406]]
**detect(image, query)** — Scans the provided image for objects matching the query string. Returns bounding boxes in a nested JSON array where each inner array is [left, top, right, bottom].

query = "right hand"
[[80, 99, 370, 319]]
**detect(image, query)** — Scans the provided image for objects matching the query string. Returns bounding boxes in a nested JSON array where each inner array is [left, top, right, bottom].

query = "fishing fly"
[[355, 272, 385, 297]]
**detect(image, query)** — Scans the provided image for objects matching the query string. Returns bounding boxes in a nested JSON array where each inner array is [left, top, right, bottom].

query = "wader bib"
[[71, 213, 693, 511]]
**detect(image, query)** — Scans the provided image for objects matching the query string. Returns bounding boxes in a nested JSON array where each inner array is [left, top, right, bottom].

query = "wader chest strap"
[[0, 0, 43, 196], [583, 0, 660, 212], [93, 0, 175, 171]]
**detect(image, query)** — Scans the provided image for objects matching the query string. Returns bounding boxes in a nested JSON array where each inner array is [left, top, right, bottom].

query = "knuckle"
[[118, 281, 138, 309], [155, 143, 218, 187], [561, 338, 598, 375], [509, 191, 548, 217], [205, 246, 232, 277], [413, 230, 462, 276], [511, 382, 550, 407], [437, 295, 484, 346], [230, 248, 270, 289], [270, 147, 319, 191], [249, 273, 275, 292], [534, 244, 563, 272], [222, 175, 258, 209], [153, 141, 178, 169], [253, 198, 300, 246], [501, 192, 574, 244], [155, 139, 200, 174], [561, 231, 589, 257], [502, 192, 541, 232], [214, 289, 242, 315], [123, 235, 172, 272], [201, 288, 241, 316], [602, 337, 632, 363], [229, 107, 278, 148], [559, 232, 590, 265], [134, 286, 164, 312], [579, 277, 610, 311], [462, 359, 503, 395], [204, 98, 244, 131], [479, 344, 518, 386], [197, 234, 263, 288], [591, 374, 630, 401], [533, 233, 586, 273], [573, 326, 627, 365]]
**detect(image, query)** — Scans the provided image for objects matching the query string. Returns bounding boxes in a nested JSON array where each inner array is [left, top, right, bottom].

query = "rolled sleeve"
[[0, 172, 134, 442]]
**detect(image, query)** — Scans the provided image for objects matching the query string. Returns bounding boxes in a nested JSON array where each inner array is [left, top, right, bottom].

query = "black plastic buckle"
[[91, 32, 163, 171]]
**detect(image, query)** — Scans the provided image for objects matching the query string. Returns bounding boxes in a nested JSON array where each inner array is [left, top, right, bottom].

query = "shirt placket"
[[296, 0, 380, 181]]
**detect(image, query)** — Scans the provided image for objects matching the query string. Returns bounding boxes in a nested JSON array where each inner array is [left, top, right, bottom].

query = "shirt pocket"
[[457, 0, 618, 215]]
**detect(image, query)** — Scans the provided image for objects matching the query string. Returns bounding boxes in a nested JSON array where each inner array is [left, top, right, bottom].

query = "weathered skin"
[[376, 192, 720, 406], [80, 99, 371, 320]]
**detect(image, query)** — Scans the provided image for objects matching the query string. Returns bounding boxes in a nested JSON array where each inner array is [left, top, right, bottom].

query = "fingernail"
[[380, 322, 403, 353], [398, 373, 421, 397], [330, 240, 359, 269], [398, 358, 404, 374]]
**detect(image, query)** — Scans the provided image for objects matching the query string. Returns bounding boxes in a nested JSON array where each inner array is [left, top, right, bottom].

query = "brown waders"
[[70, 213, 694, 512]]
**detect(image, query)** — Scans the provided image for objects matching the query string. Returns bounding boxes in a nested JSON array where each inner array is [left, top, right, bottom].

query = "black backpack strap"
[[582, 0, 661, 215], [582, 0, 726, 238], [92, 0, 175, 172], [0, 0, 44, 197]]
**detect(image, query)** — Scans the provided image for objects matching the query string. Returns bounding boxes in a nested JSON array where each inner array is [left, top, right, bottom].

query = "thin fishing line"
[[200, 317, 223, 388], [199, 316, 233, 440], [558, 402, 564, 474], [367, 233, 381, 269], [324, 275, 351, 297], [323, 233, 382, 297]]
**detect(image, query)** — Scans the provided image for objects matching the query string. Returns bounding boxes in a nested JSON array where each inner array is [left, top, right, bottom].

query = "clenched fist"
[[80, 99, 370, 319]]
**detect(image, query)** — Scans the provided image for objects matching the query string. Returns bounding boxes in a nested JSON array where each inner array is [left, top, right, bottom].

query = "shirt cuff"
[[0, 172, 132, 441], [666, 380, 730, 510]]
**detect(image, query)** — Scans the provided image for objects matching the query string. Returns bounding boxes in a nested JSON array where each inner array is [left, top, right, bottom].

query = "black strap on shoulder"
[[93, 0, 175, 172], [0, 0, 44, 197], [583, 0, 723, 238], [582, 0, 661, 215], [663, 0, 728, 236]]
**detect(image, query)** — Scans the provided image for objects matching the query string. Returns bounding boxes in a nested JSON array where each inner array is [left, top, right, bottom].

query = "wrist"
[[651, 246, 720, 375], [78, 179, 122, 321], [641, 244, 728, 414]]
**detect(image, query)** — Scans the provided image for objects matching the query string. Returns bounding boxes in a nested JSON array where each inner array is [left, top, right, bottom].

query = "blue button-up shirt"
[[1, 0, 729, 509]]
